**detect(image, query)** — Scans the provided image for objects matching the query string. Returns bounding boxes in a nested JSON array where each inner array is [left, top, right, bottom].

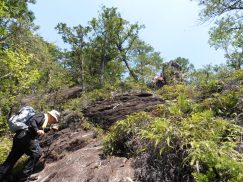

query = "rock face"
[[21, 86, 83, 106], [29, 93, 164, 182], [31, 108, 136, 182], [83, 92, 164, 129], [35, 138, 135, 182]]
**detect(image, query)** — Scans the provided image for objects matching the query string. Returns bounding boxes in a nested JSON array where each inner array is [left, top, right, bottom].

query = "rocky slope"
[[31, 92, 164, 182], [83, 92, 164, 129], [35, 129, 135, 182]]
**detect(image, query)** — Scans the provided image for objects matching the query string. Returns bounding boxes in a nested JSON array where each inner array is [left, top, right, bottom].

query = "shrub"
[[202, 91, 239, 117], [197, 80, 224, 98], [63, 97, 87, 112], [179, 112, 243, 181], [118, 81, 152, 93], [158, 84, 194, 100], [230, 70, 243, 83], [189, 140, 243, 182], [0, 115, 8, 135], [0, 137, 12, 164], [103, 112, 152, 156], [152, 104, 171, 118], [84, 85, 116, 101], [104, 106, 243, 181], [168, 93, 195, 115]]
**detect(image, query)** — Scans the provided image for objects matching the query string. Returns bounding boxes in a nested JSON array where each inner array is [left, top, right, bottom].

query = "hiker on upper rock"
[[169, 60, 181, 71], [153, 73, 165, 88], [0, 110, 60, 182]]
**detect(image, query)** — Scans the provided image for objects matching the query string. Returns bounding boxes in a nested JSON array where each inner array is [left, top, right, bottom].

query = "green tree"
[[0, 0, 71, 130], [190, 64, 216, 85], [173, 57, 194, 74], [0, 0, 38, 115], [0, 49, 40, 94], [89, 6, 120, 87], [173, 57, 195, 82], [0, 48, 40, 129], [189, 63, 230, 87], [56, 23, 90, 90], [131, 39, 163, 83], [194, 0, 243, 70], [0, 0, 36, 47], [89, 6, 144, 87], [9, 32, 72, 94], [113, 16, 144, 81], [0, 1, 7, 37], [32, 38, 72, 93]]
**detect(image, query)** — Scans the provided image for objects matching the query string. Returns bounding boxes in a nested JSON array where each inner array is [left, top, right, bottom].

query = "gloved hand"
[[37, 130, 45, 136], [51, 124, 59, 131]]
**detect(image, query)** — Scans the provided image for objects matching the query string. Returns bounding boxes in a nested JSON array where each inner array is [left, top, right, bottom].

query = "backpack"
[[8, 106, 36, 132]]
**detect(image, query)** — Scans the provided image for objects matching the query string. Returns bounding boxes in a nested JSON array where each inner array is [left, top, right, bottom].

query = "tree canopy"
[[194, 0, 243, 70]]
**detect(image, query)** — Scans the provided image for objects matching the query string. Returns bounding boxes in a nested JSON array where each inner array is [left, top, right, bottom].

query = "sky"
[[29, 0, 226, 69]]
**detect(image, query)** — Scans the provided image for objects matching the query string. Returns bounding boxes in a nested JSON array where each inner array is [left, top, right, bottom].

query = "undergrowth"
[[104, 90, 243, 181], [0, 137, 28, 181]]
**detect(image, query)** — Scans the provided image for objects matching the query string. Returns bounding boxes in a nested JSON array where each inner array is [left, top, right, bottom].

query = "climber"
[[0, 110, 60, 182], [169, 60, 181, 71], [153, 73, 165, 88]]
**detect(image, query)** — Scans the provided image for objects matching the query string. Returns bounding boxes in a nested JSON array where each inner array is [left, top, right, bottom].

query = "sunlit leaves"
[[103, 94, 243, 181], [0, 48, 40, 94], [131, 39, 164, 83], [194, 0, 243, 69], [56, 23, 90, 88]]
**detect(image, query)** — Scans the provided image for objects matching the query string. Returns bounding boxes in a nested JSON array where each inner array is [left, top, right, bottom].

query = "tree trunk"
[[99, 57, 105, 88], [122, 55, 138, 81], [235, 58, 242, 70], [235, 63, 241, 70], [81, 56, 84, 91], [77, 52, 84, 90]]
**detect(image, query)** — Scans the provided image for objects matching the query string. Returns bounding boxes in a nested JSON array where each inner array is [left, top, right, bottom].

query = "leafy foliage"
[[56, 23, 90, 89], [0, 0, 36, 49], [157, 84, 194, 100], [0, 49, 40, 131], [0, 136, 29, 181], [104, 95, 243, 181], [202, 91, 239, 117], [0, 137, 11, 164], [103, 112, 152, 156], [193, 69, 243, 118], [129, 39, 164, 83], [162, 57, 195, 84], [1, 49, 40, 93], [0, 1, 243, 181], [194, 0, 243, 70]]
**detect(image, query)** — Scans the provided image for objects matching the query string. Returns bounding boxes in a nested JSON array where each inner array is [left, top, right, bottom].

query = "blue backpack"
[[8, 106, 36, 132]]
